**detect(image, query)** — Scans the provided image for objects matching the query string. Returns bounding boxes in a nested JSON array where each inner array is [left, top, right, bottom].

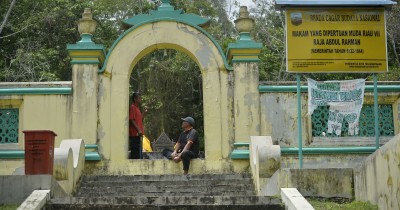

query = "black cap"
[[181, 116, 195, 126]]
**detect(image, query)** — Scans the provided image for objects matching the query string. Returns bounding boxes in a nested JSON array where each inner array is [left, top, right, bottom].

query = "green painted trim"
[[281, 147, 377, 155], [0, 150, 24, 158], [227, 33, 263, 50], [85, 144, 98, 149], [226, 32, 263, 63], [259, 85, 400, 93], [85, 152, 101, 161], [230, 146, 377, 159], [67, 44, 105, 51], [231, 58, 261, 63], [0, 88, 72, 95], [71, 60, 100, 65], [85, 144, 101, 161], [99, 19, 233, 73], [233, 142, 250, 147], [0, 149, 101, 161], [230, 149, 249, 159], [122, 1, 209, 28]]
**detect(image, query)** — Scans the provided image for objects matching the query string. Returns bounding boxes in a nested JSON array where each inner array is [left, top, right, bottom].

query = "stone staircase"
[[48, 173, 283, 209]]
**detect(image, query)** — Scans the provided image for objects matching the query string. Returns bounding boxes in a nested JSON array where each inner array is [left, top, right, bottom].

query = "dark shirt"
[[177, 128, 199, 155]]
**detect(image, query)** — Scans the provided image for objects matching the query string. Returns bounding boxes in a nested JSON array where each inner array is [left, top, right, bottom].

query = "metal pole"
[[373, 74, 379, 150], [296, 74, 303, 168]]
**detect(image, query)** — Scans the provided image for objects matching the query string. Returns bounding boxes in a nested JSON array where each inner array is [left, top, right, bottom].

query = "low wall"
[[354, 135, 400, 210], [262, 168, 354, 199], [0, 175, 52, 205], [0, 159, 24, 175], [259, 86, 400, 147], [281, 154, 368, 169]]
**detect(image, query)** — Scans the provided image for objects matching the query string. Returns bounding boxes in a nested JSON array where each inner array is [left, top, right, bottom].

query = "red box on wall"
[[23, 130, 57, 175]]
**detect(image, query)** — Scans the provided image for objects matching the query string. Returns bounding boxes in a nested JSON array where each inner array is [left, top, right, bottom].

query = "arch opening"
[[129, 49, 205, 157]]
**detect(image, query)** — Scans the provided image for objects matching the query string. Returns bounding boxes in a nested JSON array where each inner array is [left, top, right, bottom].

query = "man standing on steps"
[[171, 117, 199, 175], [129, 92, 144, 159]]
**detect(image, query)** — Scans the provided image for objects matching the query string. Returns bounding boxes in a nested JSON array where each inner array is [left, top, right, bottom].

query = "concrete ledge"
[[17, 190, 50, 210], [281, 188, 314, 210], [83, 158, 249, 175], [263, 168, 354, 199], [0, 175, 52, 204], [354, 135, 400, 210]]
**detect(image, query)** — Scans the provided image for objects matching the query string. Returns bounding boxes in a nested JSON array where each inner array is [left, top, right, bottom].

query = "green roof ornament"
[[158, 0, 174, 11], [122, 0, 210, 28]]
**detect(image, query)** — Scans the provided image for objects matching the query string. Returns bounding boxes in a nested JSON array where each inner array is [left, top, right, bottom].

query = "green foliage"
[[130, 50, 204, 149], [0, 204, 20, 210], [0, 0, 90, 81], [309, 199, 378, 210]]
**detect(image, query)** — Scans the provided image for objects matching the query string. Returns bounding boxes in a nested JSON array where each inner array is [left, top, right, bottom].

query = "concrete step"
[[49, 174, 284, 209], [80, 173, 252, 182], [75, 190, 256, 197], [75, 174, 254, 197], [49, 196, 284, 210], [78, 179, 253, 187], [75, 187, 255, 197]]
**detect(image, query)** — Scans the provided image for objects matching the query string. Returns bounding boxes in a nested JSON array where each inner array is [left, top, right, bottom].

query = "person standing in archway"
[[171, 117, 199, 175], [129, 92, 144, 159]]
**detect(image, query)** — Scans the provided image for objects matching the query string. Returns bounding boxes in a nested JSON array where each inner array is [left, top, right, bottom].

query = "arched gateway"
[[67, 1, 262, 174]]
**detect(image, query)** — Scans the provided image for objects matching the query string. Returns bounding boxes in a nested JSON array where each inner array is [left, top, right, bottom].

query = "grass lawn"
[[308, 198, 378, 210], [0, 204, 19, 210]]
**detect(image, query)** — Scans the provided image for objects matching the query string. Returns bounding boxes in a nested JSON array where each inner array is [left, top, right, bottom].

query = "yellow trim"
[[0, 98, 23, 107], [68, 50, 105, 64], [364, 94, 399, 104], [231, 55, 260, 59], [228, 49, 262, 55], [71, 57, 101, 61]]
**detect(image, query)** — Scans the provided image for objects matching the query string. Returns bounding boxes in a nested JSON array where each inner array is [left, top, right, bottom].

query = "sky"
[[237, 0, 255, 7], [227, 0, 256, 20]]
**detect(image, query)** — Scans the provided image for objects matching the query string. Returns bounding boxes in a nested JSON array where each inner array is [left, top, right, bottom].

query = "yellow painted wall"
[[233, 62, 261, 142], [0, 94, 73, 175], [0, 94, 73, 150]]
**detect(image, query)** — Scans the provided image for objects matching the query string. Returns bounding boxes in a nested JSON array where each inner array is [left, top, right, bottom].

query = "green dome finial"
[[158, 0, 173, 11], [122, 0, 210, 28]]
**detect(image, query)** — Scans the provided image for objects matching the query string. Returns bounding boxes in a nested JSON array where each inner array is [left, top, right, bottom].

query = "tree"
[[0, 0, 91, 81], [0, 0, 17, 35], [251, 0, 289, 81], [130, 50, 203, 145], [381, 2, 400, 81]]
